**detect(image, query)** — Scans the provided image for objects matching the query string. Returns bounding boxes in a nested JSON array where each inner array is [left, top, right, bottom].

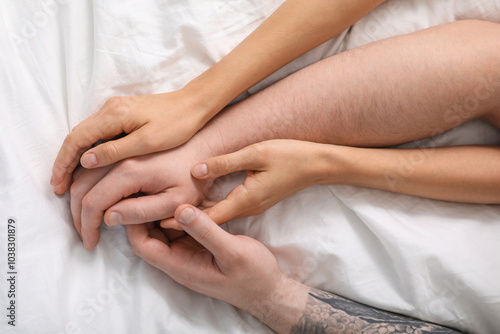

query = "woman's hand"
[[51, 89, 213, 194], [127, 205, 306, 333], [180, 140, 341, 225]]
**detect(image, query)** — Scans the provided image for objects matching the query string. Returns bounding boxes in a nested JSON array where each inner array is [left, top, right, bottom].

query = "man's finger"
[[70, 166, 112, 238], [191, 146, 263, 180], [103, 190, 185, 227], [72, 165, 88, 183], [78, 163, 148, 250], [126, 224, 172, 271], [174, 205, 235, 260]]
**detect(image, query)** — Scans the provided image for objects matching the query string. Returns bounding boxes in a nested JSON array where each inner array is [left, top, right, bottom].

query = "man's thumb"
[[174, 205, 233, 258]]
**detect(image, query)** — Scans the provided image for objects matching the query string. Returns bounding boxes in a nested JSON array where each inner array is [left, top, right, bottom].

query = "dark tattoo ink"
[[290, 289, 462, 334]]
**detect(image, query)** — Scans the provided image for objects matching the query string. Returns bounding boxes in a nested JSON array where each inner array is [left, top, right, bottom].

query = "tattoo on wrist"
[[290, 289, 462, 334]]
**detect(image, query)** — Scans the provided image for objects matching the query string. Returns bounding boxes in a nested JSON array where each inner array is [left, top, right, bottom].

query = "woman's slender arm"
[[319, 144, 500, 204], [51, 0, 384, 193], [187, 0, 386, 115], [187, 141, 500, 226]]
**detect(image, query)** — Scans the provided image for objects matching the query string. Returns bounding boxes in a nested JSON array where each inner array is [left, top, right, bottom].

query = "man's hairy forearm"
[[199, 21, 500, 160], [289, 288, 461, 334]]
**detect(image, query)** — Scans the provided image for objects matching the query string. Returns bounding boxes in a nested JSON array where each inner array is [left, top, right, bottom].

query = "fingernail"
[[54, 184, 64, 195], [109, 212, 123, 226], [178, 207, 196, 225], [81, 153, 98, 168], [192, 163, 208, 178], [83, 239, 91, 250], [50, 176, 54, 186]]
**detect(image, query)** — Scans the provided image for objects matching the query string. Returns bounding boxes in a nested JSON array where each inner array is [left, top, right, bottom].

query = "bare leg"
[[211, 20, 500, 154]]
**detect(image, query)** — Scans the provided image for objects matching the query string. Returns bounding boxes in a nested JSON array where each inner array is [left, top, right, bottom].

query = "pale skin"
[[50, 0, 386, 194], [126, 205, 461, 333], [69, 20, 500, 249]]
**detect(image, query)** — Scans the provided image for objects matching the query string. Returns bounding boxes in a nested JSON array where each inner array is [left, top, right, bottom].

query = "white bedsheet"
[[1, 0, 500, 333]]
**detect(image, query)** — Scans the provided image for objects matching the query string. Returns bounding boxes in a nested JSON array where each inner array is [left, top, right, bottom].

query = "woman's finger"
[[191, 145, 264, 180], [51, 112, 131, 193], [80, 128, 157, 169]]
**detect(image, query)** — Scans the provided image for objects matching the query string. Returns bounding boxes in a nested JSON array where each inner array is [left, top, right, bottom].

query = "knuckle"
[[71, 120, 85, 133], [111, 105, 130, 118], [117, 156, 139, 171], [66, 121, 98, 151], [105, 97, 130, 117], [131, 206, 148, 224], [249, 143, 269, 160], [98, 142, 120, 162], [104, 96, 122, 108], [213, 156, 232, 175], [81, 195, 95, 212], [63, 131, 74, 145], [63, 130, 81, 149], [223, 246, 247, 268], [70, 181, 84, 201], [237, 185, 259, 204], [136, 131, 160, 152], [196, 226, 215, 245], [129, 242, 142, 257]]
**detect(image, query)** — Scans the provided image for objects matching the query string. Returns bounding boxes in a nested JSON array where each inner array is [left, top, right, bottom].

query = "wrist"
[[245, 274, 309, 333], [177, 80, 220, 125], [184, 66, 243, 121], [307, 144, 354, 186], [314, 145, 394, 190]]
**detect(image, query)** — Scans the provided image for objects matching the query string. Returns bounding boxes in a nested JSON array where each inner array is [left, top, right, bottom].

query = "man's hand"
[[170, 140, 339, 226], [126, 205, 305, 332], [128, 205, 463, 334], [70, 143, 214, 250], [51, 90, 212, 194]]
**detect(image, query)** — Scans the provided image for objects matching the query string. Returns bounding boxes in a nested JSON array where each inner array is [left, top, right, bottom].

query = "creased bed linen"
[[1, 0, 500, 333]]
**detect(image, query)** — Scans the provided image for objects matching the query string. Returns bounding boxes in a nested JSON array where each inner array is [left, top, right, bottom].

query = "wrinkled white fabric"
[[0, 0, 499, 333]]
